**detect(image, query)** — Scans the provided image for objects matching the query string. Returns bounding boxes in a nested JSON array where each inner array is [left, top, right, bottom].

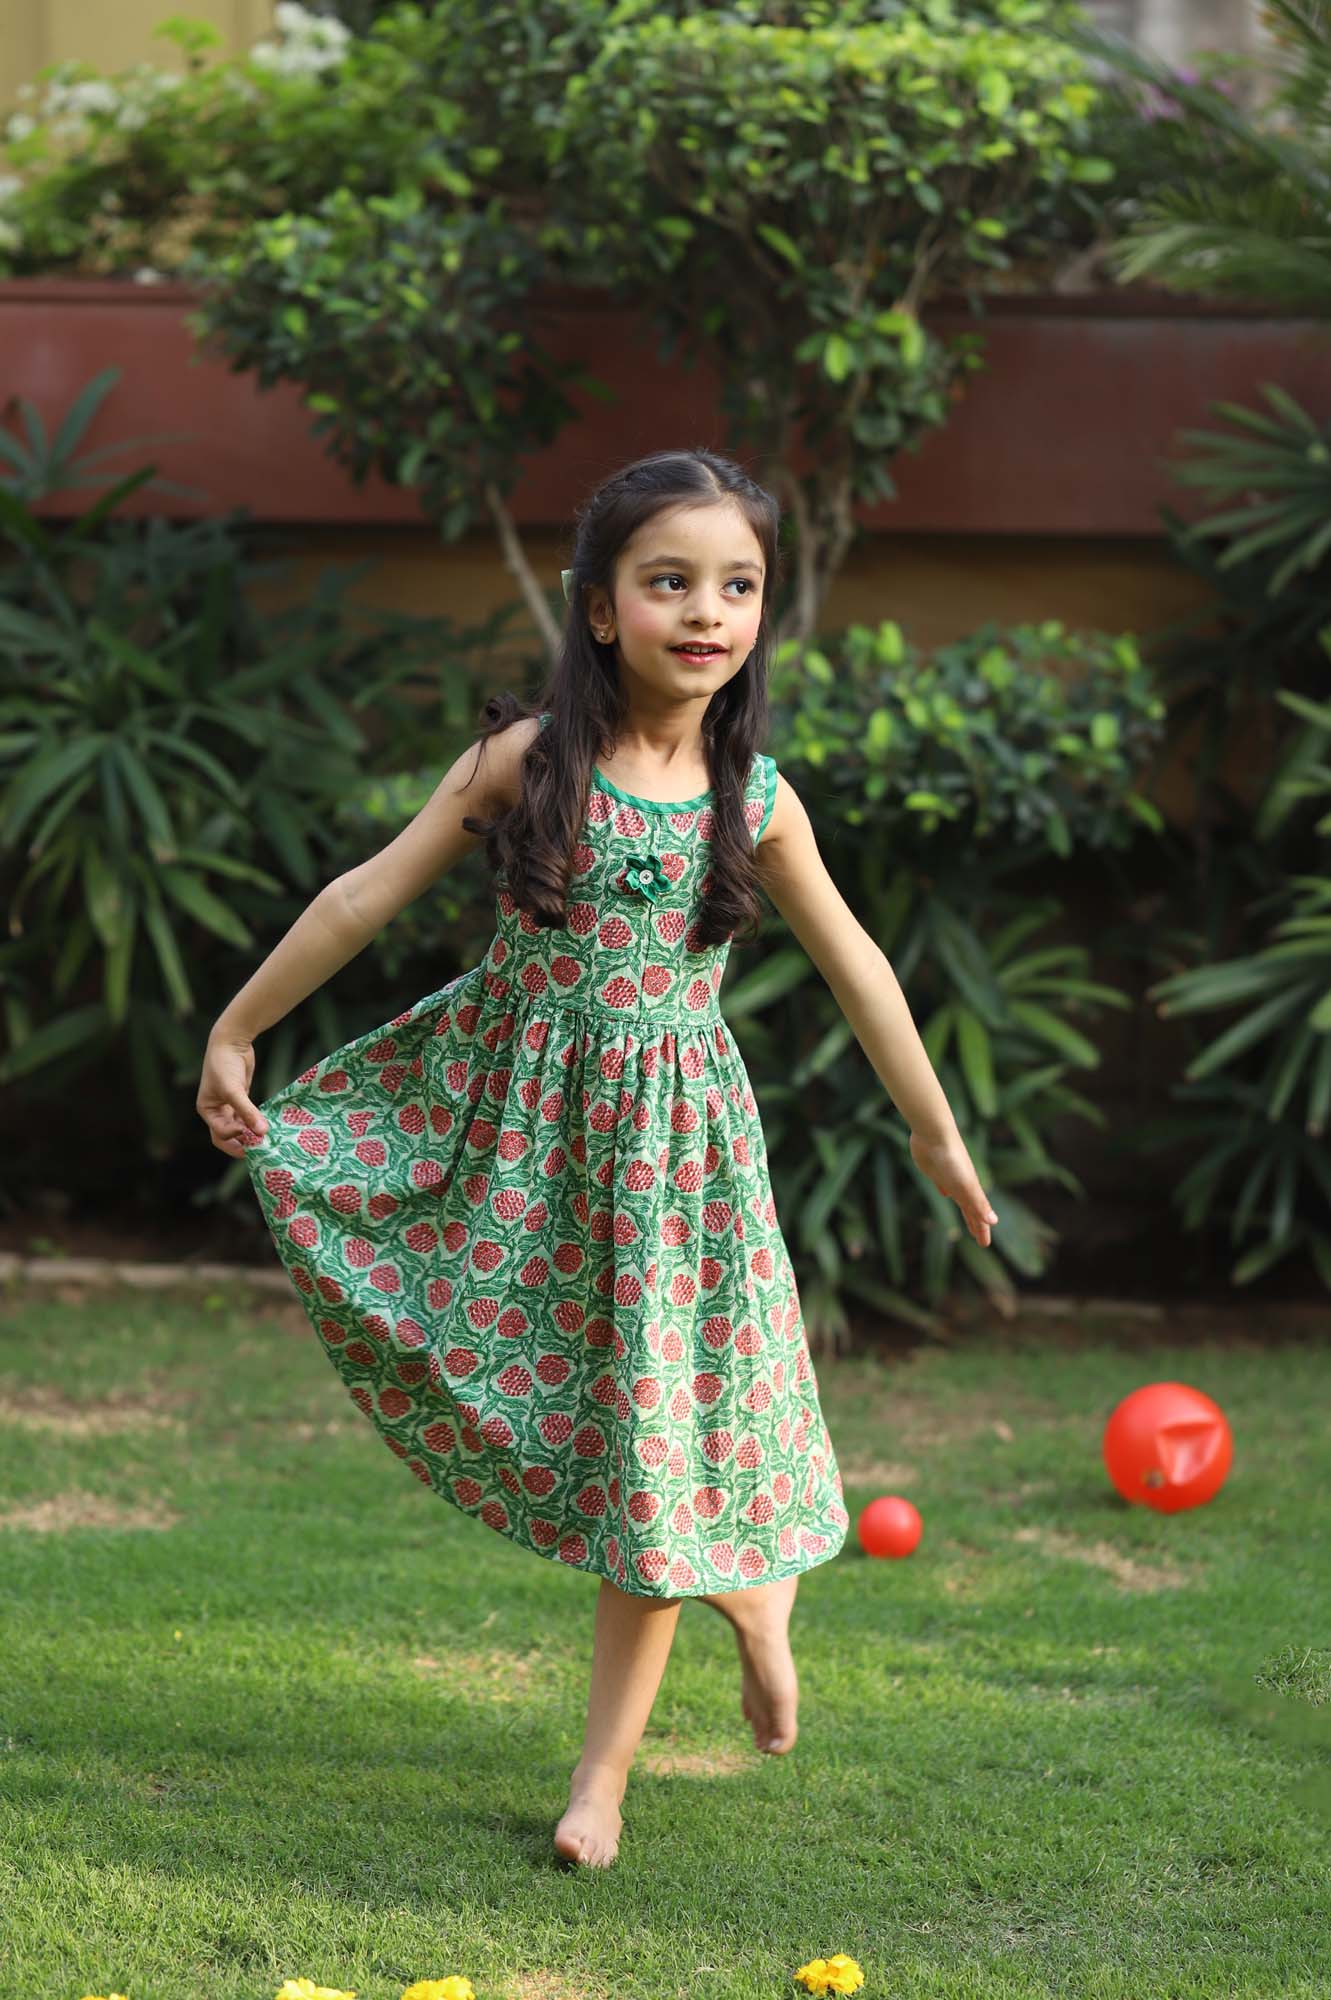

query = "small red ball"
[[857, 1495, 922, 1558], [1102, 1381, 1233, 1514]]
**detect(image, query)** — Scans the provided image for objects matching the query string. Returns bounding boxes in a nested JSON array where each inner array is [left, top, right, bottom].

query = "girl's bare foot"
[[699, 1576, 800, 1754], [553, 1760, 627, 1868]]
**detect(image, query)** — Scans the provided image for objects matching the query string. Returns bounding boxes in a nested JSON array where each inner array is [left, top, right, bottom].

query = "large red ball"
[[1102, 1381, 1232, 1514], [857, 1495, 922, 1558]]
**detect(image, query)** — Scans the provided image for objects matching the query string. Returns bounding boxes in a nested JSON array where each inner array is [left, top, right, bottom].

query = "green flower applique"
[[620, 850, 671, 902]]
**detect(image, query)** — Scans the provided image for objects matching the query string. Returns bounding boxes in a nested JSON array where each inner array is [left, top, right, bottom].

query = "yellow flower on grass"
[[77, 1993, 129, 1999], [795, 1953, 866, 1995], [400, 1980, 476, 2000], [274, 1981, 357, 2000]]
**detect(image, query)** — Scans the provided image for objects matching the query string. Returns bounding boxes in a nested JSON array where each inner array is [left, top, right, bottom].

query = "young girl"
[[196, 446, 997, 1871]]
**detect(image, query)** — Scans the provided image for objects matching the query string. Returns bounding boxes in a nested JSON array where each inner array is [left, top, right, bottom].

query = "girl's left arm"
[[754, 772, 999, 1248]]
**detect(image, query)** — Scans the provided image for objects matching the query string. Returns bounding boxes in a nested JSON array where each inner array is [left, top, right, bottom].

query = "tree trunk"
[[483, 480, 562, 665]]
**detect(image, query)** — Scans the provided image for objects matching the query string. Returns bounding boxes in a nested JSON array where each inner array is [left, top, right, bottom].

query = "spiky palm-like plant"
[[1086, 1, 1331, 314], [1074, 4, 1331, 1290]]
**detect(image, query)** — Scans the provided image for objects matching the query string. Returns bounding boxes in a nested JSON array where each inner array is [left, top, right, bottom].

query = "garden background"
[[1, 6, 1330, 2000], [3, 0, 1330, 1341]]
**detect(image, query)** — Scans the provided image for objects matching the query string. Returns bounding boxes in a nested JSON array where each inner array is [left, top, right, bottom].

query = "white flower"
[[0, 174, 22, 205], [306, 16, 351, 46], [250, 37, 345, 75], [265, 2, 351, 62], [63, 79, 121, 116], [116, 103, 149, 132], [132, 265, 168, 284], [121, 68, 182, 100], [0, 218, 21, 252], [16, 82, 37, 102], [6, 113, 36, 142]]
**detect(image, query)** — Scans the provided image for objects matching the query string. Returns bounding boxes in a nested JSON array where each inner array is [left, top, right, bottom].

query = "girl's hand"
[[909, 1128, 998, 1247], [196, 1032, 267, 1159]]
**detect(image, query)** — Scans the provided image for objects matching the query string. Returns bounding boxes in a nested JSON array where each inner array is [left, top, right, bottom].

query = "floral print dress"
[[242, 716, 849, 1597]]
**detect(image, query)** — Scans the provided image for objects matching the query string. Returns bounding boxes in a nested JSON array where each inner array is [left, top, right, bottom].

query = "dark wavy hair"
[[461, 446, 782, 949]]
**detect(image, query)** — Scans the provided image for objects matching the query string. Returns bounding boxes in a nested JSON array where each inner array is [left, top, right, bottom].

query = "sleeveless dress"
[[241, 716, 849, 1597]]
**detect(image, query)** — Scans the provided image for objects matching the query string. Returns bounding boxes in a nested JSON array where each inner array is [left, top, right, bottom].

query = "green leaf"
[[0, 484, 56, 560], [112, 742, 176, 849], [104, 913, 136, 1026], [1124, 793, 1165, 833], [49, 368, 121, 468], [839, 1265, 942, 1335], [1045, 808, 1070, 857], [722, 948, 813, 1018], [790, 1017, 854, 1086], [81, 846, 129, 950], [1185, 985, 1311, 1080], [756, 222, 802, 269], [921, 1001, 954, 1068], [953, 1230, 1017, 1305], [51, 911, 92, 999], [1007, 1000, 1099, 1067], [157, 865, 254, 949], [143, 730, 244, 803], [802, 1133, 871, 1238], [169, 848, 283, 893], [1307, 1034, 1331, 1137], [71, 466, 173, 541], [1306, 983, 1331, 1031], [140, 884, 195, 1016], [823, 334, 853, 384], [0, 734, 105, 844], [0, 599, 72, 660], [1231, 1232, 1297, 1285], [977, 68, 1011, 116], [1067, 156, 1114, 183], [956, 1007, 999, 1117], [0, 1003, 108, 1082], [1268, 1013, 1318, 1119], [128, 1004, 176, 1158], [86, 618, 179, 696], [1152, 956, 1284, 1014], [871, 1142, 904, 1284]]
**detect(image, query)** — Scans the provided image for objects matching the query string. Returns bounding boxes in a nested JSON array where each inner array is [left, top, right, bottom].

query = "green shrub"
[[0, 373, 506, 1162], [717, 616, 1164, 1344], [1143, 679, 1331, 1290], [0, 14, 426, 276], [767, 617, 1165, 852], [1079, 3, 1331, 1295]]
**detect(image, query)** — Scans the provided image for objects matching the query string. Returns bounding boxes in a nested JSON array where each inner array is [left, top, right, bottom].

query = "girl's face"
[[586, 500, 766, 710]]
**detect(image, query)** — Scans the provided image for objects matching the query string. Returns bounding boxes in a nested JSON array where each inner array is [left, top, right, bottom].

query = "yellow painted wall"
[[1, 0, 272, 108]]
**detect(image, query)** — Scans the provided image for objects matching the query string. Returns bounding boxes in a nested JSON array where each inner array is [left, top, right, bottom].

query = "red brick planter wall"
[[3, 277, 1326, 533]]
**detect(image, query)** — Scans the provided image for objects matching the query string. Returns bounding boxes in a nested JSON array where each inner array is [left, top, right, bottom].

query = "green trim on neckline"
[[540, 711, 763, 816], [593, 767, 713, 813]]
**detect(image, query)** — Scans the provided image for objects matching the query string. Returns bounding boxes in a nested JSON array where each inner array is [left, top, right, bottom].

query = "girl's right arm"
[[196, 719, 541, 1158]]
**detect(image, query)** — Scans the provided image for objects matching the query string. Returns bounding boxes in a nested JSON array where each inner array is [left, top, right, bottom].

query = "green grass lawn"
[[1, 1284, 1328, 2000]]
